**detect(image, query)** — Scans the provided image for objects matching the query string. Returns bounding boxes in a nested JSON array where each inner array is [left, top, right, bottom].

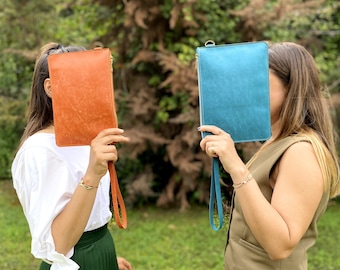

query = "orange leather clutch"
[[48, 48, 127, 228], [48, 48, 117, 146]]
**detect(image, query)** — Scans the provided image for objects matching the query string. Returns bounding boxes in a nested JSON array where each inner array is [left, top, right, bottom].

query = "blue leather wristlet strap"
[[209, 157, 224, 230]]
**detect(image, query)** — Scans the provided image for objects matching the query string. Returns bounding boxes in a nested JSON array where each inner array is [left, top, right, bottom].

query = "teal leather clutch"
[[196, 41, 271, 230]]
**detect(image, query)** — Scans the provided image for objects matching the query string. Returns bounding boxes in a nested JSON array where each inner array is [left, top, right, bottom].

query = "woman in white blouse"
[[12, 43, 132, 270]]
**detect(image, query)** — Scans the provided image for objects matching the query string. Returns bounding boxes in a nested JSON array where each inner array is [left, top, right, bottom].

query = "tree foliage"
[[0, 0, 339, 210], [112, 0, 340, 209]]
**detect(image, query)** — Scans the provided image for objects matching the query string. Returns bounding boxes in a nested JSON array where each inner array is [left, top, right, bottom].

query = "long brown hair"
[[19, 43, 86, 147], [268, 42, 339, 198]]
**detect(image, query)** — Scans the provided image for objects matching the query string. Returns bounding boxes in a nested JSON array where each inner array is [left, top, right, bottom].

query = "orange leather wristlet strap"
[[108, 161, 127, 229]]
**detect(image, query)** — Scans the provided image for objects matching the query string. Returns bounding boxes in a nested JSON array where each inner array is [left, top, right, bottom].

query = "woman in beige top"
[[199, 42, 340, 269]]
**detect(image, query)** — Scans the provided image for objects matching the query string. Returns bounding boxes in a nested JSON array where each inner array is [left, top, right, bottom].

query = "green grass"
[[1, 180, 339, 270], [112, 206, 226, 270], [308, 200, 340, 270], [0, 181, 40, 270]]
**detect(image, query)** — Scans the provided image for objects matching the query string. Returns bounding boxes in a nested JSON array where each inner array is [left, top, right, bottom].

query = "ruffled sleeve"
[[12, 145, 80, 269]]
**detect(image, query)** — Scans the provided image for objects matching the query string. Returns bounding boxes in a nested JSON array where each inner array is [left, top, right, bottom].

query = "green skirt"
[[39, 224, 118, 270]]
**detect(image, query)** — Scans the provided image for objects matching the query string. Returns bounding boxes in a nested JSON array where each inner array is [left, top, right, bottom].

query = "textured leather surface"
[[48, 48, 117, 146], [48, 48, 127, 229], [196, 41, 271, 230], [196, 41, 271, 143]]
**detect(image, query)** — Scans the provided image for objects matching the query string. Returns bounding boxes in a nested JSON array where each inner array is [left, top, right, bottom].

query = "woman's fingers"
[[199, 125, 245, 174], [207, 145, 218, 157], [90, 128, 130, 162], [117, 257, 132, 270], [198, 125, 232, 153], [95, 128, 130, 145], [198, 125, 226, 136], [86, 128, 130, 179]]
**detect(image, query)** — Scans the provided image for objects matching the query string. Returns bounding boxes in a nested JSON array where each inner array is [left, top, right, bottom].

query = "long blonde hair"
[[268, 42, 339, 198]]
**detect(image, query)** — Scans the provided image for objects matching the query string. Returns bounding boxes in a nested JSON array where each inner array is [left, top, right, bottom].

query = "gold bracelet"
[[79, 178, 98, 190], [233, 173, 253, 189]]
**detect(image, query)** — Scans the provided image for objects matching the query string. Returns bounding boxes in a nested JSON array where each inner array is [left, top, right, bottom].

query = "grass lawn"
[[1, 180, 339, 270]]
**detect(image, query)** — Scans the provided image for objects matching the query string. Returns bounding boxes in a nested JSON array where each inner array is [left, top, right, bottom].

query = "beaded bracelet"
[[79, 178, 98, 190], [232, 173, 253, 189]]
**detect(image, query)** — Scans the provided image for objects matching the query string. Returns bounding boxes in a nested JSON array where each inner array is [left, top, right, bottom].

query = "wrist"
[[79, 178, 98, 190], [229, 166, 248, 181], [232, 173, 253, 189], [230, 166, 254, 190], [80, 174, 101, 189]]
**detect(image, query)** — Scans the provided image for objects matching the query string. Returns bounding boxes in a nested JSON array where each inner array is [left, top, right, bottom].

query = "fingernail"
[[197, 126, 201, 131]]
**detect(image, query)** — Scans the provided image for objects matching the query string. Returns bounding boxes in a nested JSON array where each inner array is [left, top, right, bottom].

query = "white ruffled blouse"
[[11, 133, 112, 270]]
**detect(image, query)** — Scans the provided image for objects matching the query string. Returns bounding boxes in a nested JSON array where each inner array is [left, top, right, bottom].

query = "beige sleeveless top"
[[224, 136, 329, 270]]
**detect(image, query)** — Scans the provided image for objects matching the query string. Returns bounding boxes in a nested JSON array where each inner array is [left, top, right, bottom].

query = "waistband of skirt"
[[75, 224, 108, 248]]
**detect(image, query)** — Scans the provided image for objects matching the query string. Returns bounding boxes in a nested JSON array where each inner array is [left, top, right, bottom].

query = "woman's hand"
[[198, 125, 246, 176], [84, 128, 130, 186], [117, 257, 132, 270]]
